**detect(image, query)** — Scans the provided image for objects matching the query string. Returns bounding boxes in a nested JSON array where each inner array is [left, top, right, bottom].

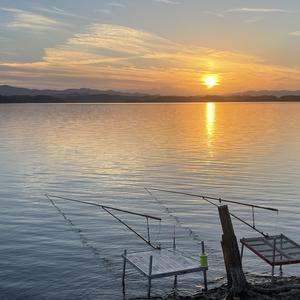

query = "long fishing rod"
[[45, 194, 161, 220], [45, 194, 161, 249], [146, 188, 278, 212], [145, 188, 278, 237]]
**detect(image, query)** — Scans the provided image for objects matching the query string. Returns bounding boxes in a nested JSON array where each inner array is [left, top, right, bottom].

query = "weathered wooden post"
[[218, 205, 248, 295]]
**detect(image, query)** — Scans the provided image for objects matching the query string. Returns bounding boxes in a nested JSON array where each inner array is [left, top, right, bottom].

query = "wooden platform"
[[122, 246, 208, 297]]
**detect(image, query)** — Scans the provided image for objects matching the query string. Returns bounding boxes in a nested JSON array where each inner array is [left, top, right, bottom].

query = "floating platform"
[[241, 234, 300, 280], [122, 246, 208, 297]]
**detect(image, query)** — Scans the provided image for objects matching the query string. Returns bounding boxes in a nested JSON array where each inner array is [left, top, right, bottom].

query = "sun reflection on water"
[[206, 102, 216, 157], [206, 102, 215, 137]]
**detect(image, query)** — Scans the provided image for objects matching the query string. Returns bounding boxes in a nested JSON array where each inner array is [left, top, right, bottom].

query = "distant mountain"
[[1, 94, 300, 104], [233, 90, 300, 97], [1, 85, 300, 98], [0, 85, 149, 97], [0, 85, 300, 103]]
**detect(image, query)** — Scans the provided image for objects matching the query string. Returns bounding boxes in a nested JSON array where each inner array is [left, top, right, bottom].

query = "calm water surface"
[[0, 103, 299, 299]]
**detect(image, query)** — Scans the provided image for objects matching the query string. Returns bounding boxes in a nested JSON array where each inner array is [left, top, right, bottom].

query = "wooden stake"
[[218, 205, 248, 295]]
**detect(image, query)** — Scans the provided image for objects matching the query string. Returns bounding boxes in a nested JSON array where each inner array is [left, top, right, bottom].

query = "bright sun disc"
[[203, 75, 218, 89]]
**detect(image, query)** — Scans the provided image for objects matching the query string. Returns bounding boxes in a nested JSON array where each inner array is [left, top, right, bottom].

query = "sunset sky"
[[0, 0, 299, 95]]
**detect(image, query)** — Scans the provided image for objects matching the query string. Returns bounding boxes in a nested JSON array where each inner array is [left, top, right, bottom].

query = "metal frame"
[[122, 241, 208, 298], [240, 234, 300, 282]]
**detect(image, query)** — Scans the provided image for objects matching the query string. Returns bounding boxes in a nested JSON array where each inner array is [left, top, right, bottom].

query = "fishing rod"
[[45, 194, 161, 220], [146, 188, 278, 212], [45, 194, 161, 249], [145, 188, 279, 237]]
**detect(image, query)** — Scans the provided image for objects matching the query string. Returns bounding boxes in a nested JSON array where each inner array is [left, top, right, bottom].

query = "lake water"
[[0, 102, 299, 299]]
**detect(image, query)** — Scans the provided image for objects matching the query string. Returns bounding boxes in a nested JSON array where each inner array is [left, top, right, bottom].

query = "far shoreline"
[[1, 94, 300, 104]]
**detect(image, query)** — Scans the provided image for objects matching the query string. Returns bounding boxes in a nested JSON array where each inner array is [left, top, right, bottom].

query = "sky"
[[0, 0, 299, 95]]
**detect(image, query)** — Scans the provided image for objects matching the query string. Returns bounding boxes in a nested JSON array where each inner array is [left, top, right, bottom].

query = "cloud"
[[153, 0, 180, 5], [203, 7, 289, 21], [97, 9, 111, 14], [226, 8, 290, 13], [289, 31, 300, 36], [108, 3, 125, 8], [0, 36, 11, 41], [36, 7, 75, 17], [66, 24, 178, 55], [204, 11, 224, 18], [35, 6, 84, 19], [244, 19, 258, 23], [1, 8, 63, 31], [0, 23, 299, 94]]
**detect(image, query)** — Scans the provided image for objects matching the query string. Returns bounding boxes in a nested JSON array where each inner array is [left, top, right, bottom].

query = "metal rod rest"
[[102, 207, 159, 249], [148, 255, 153, 298], [252, 206, 255, 228], [146, 217, 150, 243], [122, 249, 127, 291], [230, 211, 267, 237]]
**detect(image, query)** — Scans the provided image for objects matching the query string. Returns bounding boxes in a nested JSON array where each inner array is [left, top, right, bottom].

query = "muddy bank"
[[186, 276, 300, 300], [133, 276, 300, 300]]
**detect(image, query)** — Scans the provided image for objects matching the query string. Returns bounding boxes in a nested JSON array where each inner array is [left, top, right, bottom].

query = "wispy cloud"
[[153, 0, 180, 5], [244, 19, 258, 24], [226, 8, 290, 13], [97, 9, 111, 14], [204, 11, 224, 18], [108, 3, 125, 8], [0, 23, 299, 94], [203, 7, 290, 20], [1, 8, 64, 31], [289, 31, 300, 36], [66, 24, 178, 55], [36, 7, 73, 17], [0, 36, 11, 41], [35, 6, 83, 19]]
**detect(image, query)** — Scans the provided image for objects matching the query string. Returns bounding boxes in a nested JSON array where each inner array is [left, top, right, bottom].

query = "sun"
[[203, 75, 219, 89]]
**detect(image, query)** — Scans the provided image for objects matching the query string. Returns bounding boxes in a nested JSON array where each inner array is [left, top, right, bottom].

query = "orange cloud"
[[0, 24, 299, 94]]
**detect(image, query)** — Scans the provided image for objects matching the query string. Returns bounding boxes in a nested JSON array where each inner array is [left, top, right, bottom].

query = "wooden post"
[[218, 205, 248, 295]]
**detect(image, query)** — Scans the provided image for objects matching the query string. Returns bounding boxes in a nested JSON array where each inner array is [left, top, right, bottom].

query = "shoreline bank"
[[133, 275, 300, 300]]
